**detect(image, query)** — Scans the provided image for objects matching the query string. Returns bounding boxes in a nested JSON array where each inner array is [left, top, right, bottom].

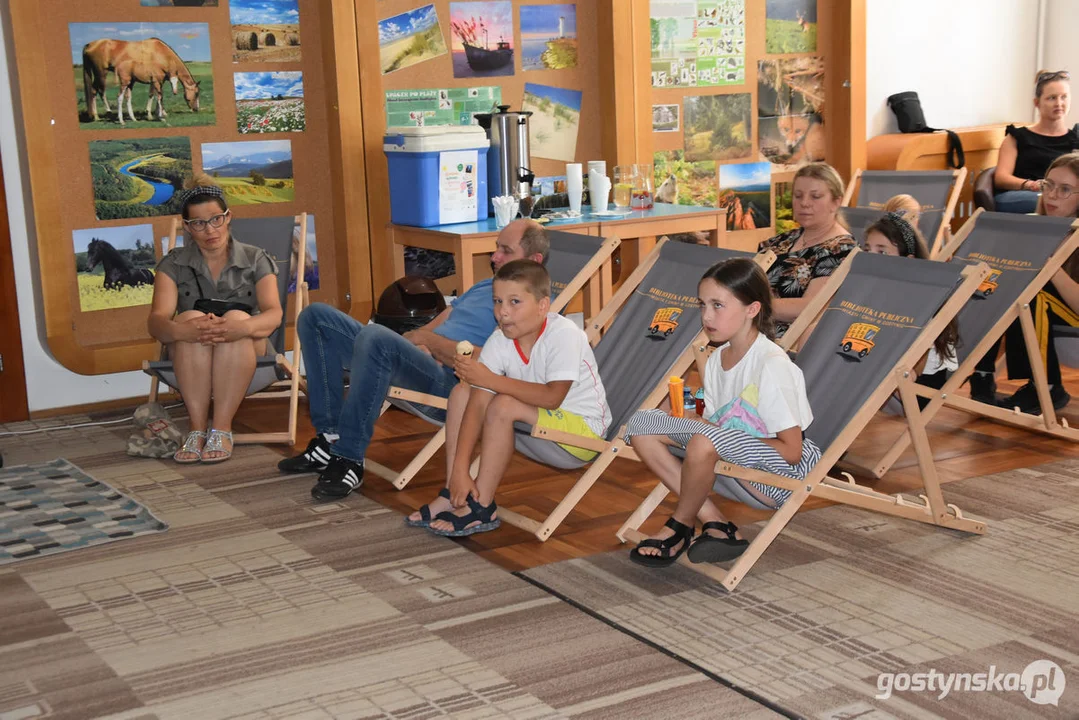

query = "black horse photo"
[[86, 238, 155, 290], [74, 231, 157, 312]]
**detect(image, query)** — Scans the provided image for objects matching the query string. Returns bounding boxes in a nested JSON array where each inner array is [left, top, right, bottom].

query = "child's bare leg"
[[407, 383, 481, 524], [631, 434, 734, 557], [472, 394, 535, 504], [427, 393, 532, 533]]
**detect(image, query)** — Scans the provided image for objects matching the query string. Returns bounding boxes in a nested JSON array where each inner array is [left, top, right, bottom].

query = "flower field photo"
[[234, 71, 305, 133]]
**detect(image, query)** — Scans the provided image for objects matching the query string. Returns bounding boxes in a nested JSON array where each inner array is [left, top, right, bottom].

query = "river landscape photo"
[[89, 137, 191, 219]]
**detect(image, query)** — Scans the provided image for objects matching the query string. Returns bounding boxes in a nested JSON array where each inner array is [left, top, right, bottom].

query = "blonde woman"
[[757, 162, 857, 337], [993, 70, 1079, 214]]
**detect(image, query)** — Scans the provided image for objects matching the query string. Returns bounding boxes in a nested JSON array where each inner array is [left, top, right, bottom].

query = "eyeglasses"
[[183, 210, 230, 233], [1042, 180, 1077, 198]]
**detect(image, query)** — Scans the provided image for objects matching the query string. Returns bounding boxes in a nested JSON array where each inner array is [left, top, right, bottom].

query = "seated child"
[[407, 259, 611, 537], [883, 194, 921, 225], [864, 212, 960, 407], [623, 258, 819, 568]]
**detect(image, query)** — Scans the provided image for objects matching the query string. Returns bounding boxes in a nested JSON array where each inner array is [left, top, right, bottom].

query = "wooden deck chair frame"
[[846, 210, 1079, 481], [144, 214, 309, 446], [482, 242, 777, 542], [363, 234, 622, 489], [615, 248, 991, 592], [842, 168, 967, 258]]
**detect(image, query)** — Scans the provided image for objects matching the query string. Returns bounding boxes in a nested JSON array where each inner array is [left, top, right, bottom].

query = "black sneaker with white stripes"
[[278, 434, 334, 474], [310, 456, 364, 500]]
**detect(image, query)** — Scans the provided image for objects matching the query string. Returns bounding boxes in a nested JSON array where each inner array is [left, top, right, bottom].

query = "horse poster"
[[201, 140, 295, 206], [231, 0, 301, 63], [70, 22, 214, 130], [89, 137, 192, 220], [72, 224, 156, 313], [234, 72, 305, 134]]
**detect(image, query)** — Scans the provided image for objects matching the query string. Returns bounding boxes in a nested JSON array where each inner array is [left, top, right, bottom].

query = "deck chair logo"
[[838, 322, 879, 361], [974, 268, 1002, 300], [647, 306, 682, 340]]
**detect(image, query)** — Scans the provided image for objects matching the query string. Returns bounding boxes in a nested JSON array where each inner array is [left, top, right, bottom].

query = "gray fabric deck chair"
[[618, 249, 989, 591], [842, 169, 966, 257], [849, 210, 1079, 480], [144, 214, 309, 445], [480, 239, 777, 541], [363, 231, 622, 489]]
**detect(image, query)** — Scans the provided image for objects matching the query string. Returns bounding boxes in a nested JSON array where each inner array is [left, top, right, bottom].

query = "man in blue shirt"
[[281, 219, 550, 500]]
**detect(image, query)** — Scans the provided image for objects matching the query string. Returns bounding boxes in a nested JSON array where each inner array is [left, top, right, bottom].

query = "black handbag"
[[887, 91, 966, 169], [189, 266, 252, 317]]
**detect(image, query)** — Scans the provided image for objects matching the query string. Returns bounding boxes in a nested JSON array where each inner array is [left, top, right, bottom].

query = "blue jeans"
[[297, 303, 457, 463], [993, 190, 1039, 214]]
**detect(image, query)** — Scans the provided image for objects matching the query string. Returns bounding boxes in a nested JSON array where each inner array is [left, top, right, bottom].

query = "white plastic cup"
[[567, 187, 583, 214], [590, 176, 611, 211], [588, 161, 607, 178], [566, 163, 583, 184]]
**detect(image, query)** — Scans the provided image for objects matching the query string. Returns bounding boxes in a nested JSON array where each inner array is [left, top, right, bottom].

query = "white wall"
[[1, 9, 152, 412], [866, 0, 1038, 139], [1042, 0, 1079, 128]]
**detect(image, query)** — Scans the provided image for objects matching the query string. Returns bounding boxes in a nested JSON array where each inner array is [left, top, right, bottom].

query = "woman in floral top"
[[758, 162, 856, 337]]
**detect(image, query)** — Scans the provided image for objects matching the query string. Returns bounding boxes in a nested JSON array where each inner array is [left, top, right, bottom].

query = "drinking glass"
[[631, 163, 654, 210], [613, 165, 636, 208]]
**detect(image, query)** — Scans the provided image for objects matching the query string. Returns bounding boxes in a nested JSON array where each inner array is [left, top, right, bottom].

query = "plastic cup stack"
[[566, 163, 583, 214], [492, 195, 520, 228], [590, 175, 611, 212]]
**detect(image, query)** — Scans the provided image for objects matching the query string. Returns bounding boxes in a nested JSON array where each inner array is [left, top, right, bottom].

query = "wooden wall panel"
[[362, 0, 607, 300], [8, 0, 366, 374]]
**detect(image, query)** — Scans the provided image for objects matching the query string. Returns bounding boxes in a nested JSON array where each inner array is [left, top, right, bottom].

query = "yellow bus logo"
[[974, 268, 1002, 299], [649, 306, 682, 337], [839, 322, 880, 359]]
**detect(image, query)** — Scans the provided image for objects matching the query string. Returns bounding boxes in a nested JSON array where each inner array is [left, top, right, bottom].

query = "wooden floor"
[[238, 367, 1079, 573]]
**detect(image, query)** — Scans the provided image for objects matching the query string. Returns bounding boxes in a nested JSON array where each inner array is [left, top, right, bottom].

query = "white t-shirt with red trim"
[[477, 313, 611, 437]]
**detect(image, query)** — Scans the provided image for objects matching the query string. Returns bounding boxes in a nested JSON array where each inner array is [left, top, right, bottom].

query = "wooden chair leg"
[[616, 481, 670, 542], [393, 427, 446, 490]]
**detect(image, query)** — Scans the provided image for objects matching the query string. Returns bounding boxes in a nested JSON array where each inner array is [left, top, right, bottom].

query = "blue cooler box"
[[383, 126, 490, 227]]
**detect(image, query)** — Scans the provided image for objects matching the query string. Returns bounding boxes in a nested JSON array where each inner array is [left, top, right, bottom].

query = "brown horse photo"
[[71, 23, 215, 129]]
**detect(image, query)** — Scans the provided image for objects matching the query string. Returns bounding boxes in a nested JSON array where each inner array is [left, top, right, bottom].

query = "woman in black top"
[[994, 69, 1079, 214]]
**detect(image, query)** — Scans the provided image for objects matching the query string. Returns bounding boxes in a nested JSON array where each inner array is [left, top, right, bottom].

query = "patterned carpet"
[[0, 459, 167, 565], [523, 460, 1079, 720], [0, 417, 778, 720]]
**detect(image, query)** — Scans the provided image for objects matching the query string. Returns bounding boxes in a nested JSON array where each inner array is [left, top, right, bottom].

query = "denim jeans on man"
[[296, 278, 497, 463]]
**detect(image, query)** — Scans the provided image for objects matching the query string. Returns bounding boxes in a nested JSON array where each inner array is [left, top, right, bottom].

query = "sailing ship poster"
[[449, 2, 514, 78]]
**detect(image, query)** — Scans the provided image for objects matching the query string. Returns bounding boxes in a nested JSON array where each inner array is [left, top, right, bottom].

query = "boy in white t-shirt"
[[407, 259, 611, 537]]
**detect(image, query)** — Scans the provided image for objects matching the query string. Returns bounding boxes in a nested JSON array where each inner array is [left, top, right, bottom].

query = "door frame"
[[0, 149, 29, 422]]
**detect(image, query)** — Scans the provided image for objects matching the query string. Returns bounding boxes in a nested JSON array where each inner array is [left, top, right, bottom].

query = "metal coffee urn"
[[476, 105, 535, 215]]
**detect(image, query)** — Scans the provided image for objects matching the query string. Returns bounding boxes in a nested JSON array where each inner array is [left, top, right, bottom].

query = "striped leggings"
[[623, 409, 822, 507]]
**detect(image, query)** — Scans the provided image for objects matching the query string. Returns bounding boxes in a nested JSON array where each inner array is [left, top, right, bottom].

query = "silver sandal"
[[174, 430, 207, 464], [202, 429, 234, 464]]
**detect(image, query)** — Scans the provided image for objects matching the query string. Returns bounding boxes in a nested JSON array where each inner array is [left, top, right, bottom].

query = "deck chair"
[[483, 240, 777, 541], [848, 210, 1079, 480], [842, 169, 966, 257], [144, 214, 308, 445], [363, 230, 622, 488], [617, 249, 989, 591], [838, 206, 886, 247]]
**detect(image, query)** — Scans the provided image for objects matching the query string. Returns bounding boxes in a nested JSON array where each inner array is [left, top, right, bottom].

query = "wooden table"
[[389, 202, 728, 295]]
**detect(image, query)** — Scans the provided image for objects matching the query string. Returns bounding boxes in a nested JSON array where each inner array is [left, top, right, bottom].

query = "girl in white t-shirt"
[[624, 258, 821, 569], [864, 212, 960, 407]]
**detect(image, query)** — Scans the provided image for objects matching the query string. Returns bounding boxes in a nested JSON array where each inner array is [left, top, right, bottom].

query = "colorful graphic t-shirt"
[[703, 333, 813, 439]]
